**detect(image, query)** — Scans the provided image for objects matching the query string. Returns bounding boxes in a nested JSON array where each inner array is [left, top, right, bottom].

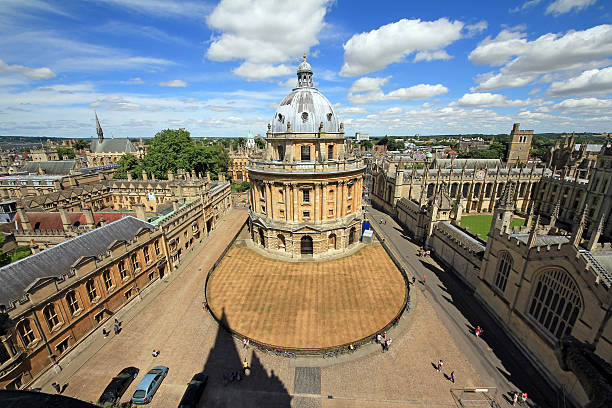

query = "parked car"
[[131, 366, 169, 405], [177, 373, 208, 408], [98, 367, 139, 404]]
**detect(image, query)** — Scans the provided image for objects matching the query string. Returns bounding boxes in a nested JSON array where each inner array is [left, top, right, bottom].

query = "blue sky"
[[0, 0, 611, 138]]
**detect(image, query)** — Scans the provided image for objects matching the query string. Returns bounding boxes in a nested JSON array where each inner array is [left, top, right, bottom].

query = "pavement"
[[32, 205, 563, 408], [365, 205, 570, 408]]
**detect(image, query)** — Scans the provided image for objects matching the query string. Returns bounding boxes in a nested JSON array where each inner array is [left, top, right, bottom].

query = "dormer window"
[[277, 113, 284, 123], [302, 112, 308, 122], [327, 113, 332, 121]]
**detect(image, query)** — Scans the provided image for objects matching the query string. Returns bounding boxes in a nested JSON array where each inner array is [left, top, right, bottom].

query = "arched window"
[[528, 269, 582, 339], [65, 290, 80, 315], [86, 279, 97, 302], [103, 269, 113, 290], [427, 184, 435, 198], [348, 227, 357, 245], [300, 235, 313, 255], [277, 234, 286, 251], [17, 320, 36, 346], [328, 233, 337, 250], [43, 304, 60, 331], [494, 252, 513, 292]]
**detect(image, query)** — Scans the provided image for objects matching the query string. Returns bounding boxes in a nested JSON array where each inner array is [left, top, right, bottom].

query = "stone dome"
[[270, 56, 342, 134]]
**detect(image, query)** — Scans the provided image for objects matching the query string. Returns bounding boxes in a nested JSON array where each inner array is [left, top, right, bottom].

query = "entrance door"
[[159, 266, 165, 279], [300, 236, 313, 256]]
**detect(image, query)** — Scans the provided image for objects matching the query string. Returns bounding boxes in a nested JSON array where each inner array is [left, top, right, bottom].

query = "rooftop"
[[0, 216, 154, 308]]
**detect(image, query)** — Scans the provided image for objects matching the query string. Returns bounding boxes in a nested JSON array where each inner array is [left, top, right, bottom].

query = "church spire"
[[95, 112, 104, 142]]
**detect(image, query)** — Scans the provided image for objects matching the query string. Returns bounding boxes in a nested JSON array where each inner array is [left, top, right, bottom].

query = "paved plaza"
[[34, 207, 550, 407], [207, 245, 406, 349]]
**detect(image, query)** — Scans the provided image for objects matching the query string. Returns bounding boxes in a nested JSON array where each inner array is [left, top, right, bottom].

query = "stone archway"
[[258, 228, 265, 247], [348, 227, 357, 245], [328, 233, 337, 250], [300, 235, 313, 256]]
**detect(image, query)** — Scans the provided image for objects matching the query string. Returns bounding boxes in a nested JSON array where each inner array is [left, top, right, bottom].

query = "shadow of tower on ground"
[[200, 309, 292, 408]]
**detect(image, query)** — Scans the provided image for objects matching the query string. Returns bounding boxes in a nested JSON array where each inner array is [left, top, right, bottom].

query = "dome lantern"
[[297, 54, 313, 88]]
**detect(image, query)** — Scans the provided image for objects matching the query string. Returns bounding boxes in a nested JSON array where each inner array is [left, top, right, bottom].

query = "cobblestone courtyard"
[[40, 209, 484, 407], [207, 245, 406, 349]]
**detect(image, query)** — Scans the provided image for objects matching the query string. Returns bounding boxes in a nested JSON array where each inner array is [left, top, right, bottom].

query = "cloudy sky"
[[0, 0, 611, 138]]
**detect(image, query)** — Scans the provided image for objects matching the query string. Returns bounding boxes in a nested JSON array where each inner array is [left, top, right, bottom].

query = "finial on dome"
[[303, 54, 307, 61]]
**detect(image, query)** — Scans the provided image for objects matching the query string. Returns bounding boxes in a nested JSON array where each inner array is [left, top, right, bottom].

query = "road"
[[366, 205, 574, 408]]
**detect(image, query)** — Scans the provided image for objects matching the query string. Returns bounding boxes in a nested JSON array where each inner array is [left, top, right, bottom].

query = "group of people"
[[435, 359, 455, 383], [417, 247, 431, 257], [102, 318, 122, 338], [375, 332, 392, 352], [513, 391, 528, 405], [223, 358, 251, 386]]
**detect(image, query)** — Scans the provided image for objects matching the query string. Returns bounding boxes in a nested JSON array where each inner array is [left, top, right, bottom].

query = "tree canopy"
[[73, 139, 89, 151], [56, 147, 75, 160], [113, 129, 230, 180], [254, 137, 266, 149]]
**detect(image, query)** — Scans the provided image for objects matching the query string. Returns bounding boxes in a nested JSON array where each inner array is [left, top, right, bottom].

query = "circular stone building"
[[247, 57, 365, 258]]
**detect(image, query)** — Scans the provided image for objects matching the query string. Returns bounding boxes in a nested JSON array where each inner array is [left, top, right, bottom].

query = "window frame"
[[65, 290, 80, 315], [86, 279, 98, 302], [18, 320, 36, 347], [43, 304, 60, 331], [103, 269, 114, 291]]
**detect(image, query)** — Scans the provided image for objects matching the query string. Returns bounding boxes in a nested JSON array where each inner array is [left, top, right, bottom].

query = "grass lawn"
[[460, 214, 524, 241]]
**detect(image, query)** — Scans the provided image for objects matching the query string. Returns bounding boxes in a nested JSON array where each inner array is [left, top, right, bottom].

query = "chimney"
[[83, 207, 95, 227], [142, 170, 148, 181], [58, 206, 71, 230], [191, 170, 196, 179], [206, 172, 211, 182], [127, 172, 132, 181], [135, 203, 147, 221], [16, 206, 31, 230], [167, 170, 174, 181], [172, 201, 180, 212]]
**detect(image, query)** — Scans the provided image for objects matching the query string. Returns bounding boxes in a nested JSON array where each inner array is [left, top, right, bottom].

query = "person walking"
[[423, 276, 427, 285], [450, 371, 455, 384], [513, 392, 519, 405], [113, 323, 119, 335], [51, 382, 61, 394], [521, 392, 527, 405], [475, 326, 482, 337], [437, 359, 443, 372]]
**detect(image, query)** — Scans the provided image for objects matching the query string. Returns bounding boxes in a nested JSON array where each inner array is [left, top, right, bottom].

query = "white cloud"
[[509, 0, 543, 13], [338, 107, 370, 115], [386, 84, 449, 101], [413, 50, 452, 62], [465, 21, 488, 37], [451, 92, 527, 107], [340, 18, 464, 76], [547, 67, 612, 96], [349, 76, 390, 93], [183, 98, 199, 103], [0, 59, 55, 79], [233, 62, 292, 81], [92, 0, 210, 18], [129, 77, 144, 84], [546, 0, 597, 16], [158, 79, 187, 87], [347, 77, 448, 104], [469, 24, 612, 91], [277, 77, 298, 88], [206, 0, 331, 80], [381, 107, 402, 115], [553, 98, 612, 117]]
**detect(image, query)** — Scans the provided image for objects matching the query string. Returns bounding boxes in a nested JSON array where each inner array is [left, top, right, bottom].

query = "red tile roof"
[[12, 211, 136, 231]]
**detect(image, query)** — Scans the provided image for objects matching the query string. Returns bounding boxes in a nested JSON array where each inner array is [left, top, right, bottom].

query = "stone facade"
[[534, 138, 612, 242], [30, 150, 59, 162], [248, 58, 365, 258], [0, 187, 232, 390], [228, 147, 250, 182], [506, 122, 533, 165], [371, 157, 547, 216]]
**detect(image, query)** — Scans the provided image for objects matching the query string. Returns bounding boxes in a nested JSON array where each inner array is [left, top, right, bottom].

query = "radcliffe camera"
[[0, 1, 611, 408]]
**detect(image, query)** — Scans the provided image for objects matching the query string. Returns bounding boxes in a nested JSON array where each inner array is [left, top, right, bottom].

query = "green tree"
[[231, 181, 250, 192], [140, 129, 199, 179], [73, 139, 89, 151], [254, 137, 265, 149], [56, 147, 75, 160], [113, 153, 141, 179], [236, 137, 246, 147], [360, 140, 373, 150]]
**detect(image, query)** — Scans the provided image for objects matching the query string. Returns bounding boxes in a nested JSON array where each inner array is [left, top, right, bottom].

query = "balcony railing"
[[247, 158, 365, 174]]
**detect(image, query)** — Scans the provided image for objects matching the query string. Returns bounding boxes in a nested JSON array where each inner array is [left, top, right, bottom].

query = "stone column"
[[314, 182, 320, 222], [322, 182, 328, 221], [292, 183, 299, 222], [284, 184, 290, 221], [266, 181, 273, 218], [342, 181, 349, 216], [338, 181, 345, 217]]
